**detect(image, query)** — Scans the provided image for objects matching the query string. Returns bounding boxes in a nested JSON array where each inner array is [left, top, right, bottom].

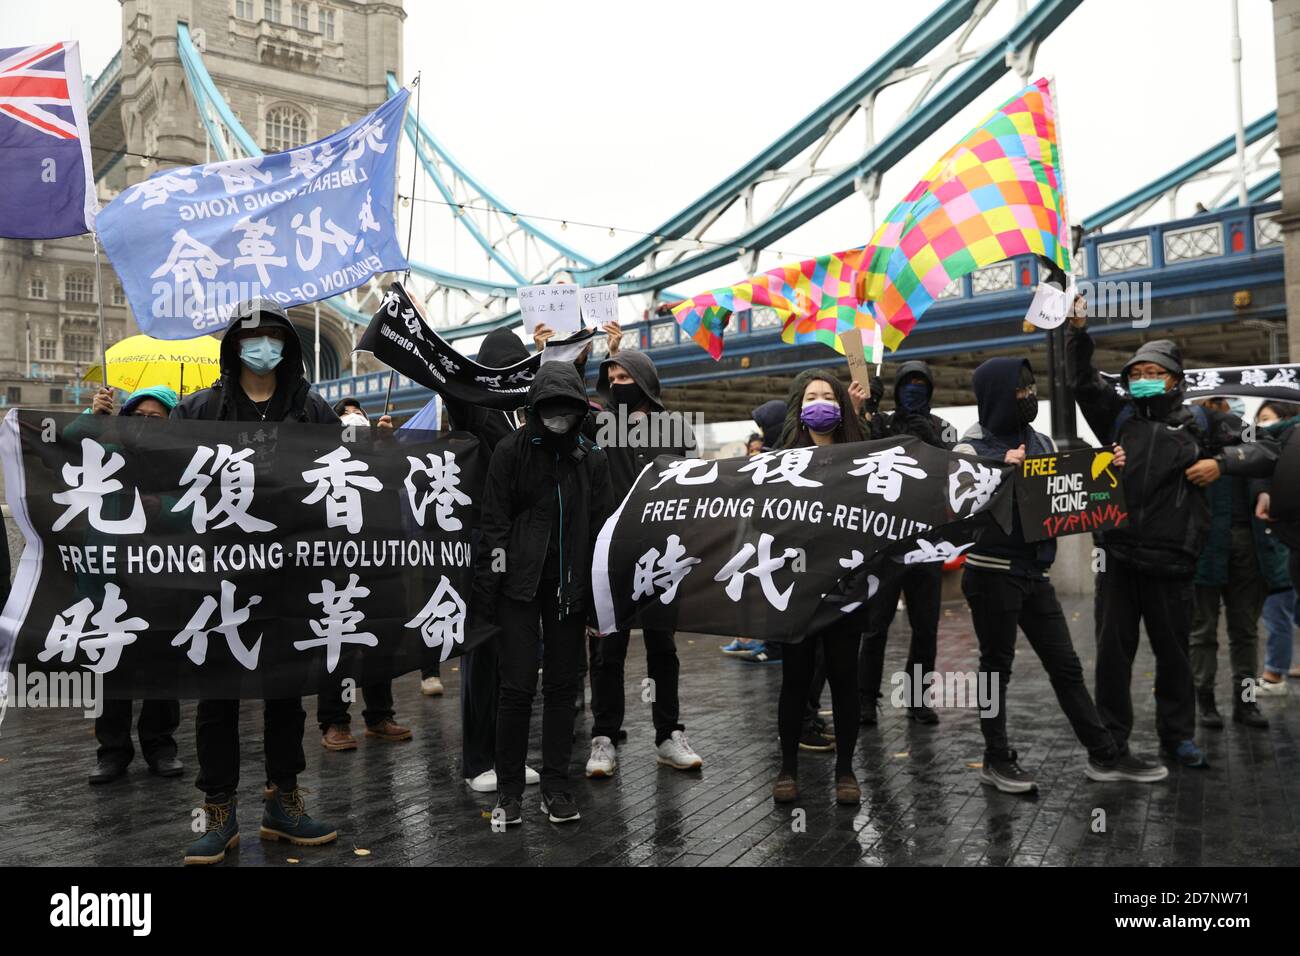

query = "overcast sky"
[[3, 0, 1283, 307]]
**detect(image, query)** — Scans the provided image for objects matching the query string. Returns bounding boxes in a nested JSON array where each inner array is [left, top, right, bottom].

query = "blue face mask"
[[898, 382, 929, 412], [1128, 378, 1166, 399], [240, 336, 284, 375]]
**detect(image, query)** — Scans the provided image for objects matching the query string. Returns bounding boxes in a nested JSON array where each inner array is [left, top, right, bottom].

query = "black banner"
[[1015, 448, 1129, 542], [356, 281, 597, 411], [1102, 363, 1300, 403], [593, 437, 1015, 642], [0, 410, 489, 699]]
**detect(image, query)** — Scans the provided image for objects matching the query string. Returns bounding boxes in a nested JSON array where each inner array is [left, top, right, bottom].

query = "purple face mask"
[[800, 399, 842, 434]]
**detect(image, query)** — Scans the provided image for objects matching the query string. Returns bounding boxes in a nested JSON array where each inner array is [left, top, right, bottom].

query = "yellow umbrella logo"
[[1091, 450, 1119, 489]]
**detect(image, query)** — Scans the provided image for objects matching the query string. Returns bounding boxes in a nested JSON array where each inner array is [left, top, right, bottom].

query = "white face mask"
[[341, 412, 370, 427], [542, 413, 578, 434]]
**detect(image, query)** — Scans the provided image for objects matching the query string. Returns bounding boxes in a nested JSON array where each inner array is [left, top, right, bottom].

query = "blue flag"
[[0, 41, 98, 239], [98, 89, 410, 340]]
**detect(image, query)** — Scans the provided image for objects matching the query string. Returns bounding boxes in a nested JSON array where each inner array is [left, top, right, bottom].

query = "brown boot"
[[364, 719, 413, 742], [835, 773, 861, 806], [772, 772, 799, 803], [321, 725, 358, 751]]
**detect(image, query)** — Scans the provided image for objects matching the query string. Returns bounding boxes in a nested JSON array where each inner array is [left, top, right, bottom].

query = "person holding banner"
[[771, 369, 868, 806], [81, 385, 185, 785], [1066, 301, 1278, 770], [1254, 402, 1300, 691], [858, 361, 954, 726], [584, 350, 703, 779], [953, 358, 1168, 793], [475, 362, 613, 826], [176, 299, 340, 865]]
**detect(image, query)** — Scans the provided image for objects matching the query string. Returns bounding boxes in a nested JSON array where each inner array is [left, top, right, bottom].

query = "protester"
[[584, 350, 703, 779], [858, 361, 953, 726], [746, 433, 764, 456], [84, 385, 183, 785], [954, 357, 1166, 793], [770, 369, 866, 806], [1254, 401, 1300, 691], [174, 299, 340, 864], [1187, 397, 1283, 727], [475, 362, 613, 825], [1066, 300, 1278, 768]]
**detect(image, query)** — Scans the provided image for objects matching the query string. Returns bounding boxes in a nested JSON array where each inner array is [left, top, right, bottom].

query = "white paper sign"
[[518, 283, 581, 335], [1024, 280, 1074, 330], [580, 284, 620, 328]]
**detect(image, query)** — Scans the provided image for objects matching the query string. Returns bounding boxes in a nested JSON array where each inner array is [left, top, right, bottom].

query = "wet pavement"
[[2, 593, 1298, 866]]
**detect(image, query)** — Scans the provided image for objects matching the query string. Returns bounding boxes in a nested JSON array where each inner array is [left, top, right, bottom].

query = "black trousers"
[[95, 699, 180, 764], [858, 564, 941, 706], [421, 660, 441, 680], [195, 698, 306, 800], [494, 586, 584, 798], [315, 680, 395, 732], [1093, 558, 1196, 752], [962, 568, 1117, 761], [589, 627, 683, 746], [459, 640, 499, 779], [779, 616, 861, 777]]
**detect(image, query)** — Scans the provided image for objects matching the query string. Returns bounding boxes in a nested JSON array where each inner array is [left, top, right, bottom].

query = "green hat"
[[119, 385, 179, 416]]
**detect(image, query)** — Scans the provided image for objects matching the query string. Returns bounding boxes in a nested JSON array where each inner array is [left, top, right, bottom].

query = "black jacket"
[[595, 349, 692, 500], [171, 300, 338, 425], [443, 327, 528, 454], [474, 362, 613, 613], [867, 359, 954, 450], [952, 357, 1057, 578], [1066, 325, 1277, 576]]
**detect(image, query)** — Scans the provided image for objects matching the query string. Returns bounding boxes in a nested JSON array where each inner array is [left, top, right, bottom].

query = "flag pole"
[[385, 71, 423, 416], [91, 229, 109, 396]]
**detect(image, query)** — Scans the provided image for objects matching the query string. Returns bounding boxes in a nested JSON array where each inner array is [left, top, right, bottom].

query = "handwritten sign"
[[839, 327, 873, 395], [1024, 280, 1075, 330], [1015, 447, 1128, 541], [580, 284, 619, 328], [518, 283, 581, 335]]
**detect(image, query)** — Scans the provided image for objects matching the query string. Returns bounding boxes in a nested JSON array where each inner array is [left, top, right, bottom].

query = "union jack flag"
[[0, 41, 97, 238]]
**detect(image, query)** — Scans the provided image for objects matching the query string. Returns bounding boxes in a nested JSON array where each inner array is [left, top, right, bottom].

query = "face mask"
[[240, 336, 284, 375], [1227, 398, 1246, 419], [800, 399, 842, 434], [610, 382, 645, 410], [341, 413, 369, 427], [542, 413, 579, 434], [1129, 378, 1166, 398], [1016, 396, 1039, 425], [898, 382, 929, 413]]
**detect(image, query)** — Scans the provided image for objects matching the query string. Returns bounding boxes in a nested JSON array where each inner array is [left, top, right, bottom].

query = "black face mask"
[[610, 382, 645, 410], [1016, 396, 1038, 425]]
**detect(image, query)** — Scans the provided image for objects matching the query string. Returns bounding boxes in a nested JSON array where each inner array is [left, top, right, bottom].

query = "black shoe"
[[906, 704, 940, 725], [1198, 692, 1223, 729], [147, 755, 184, 778], [493, 794, 522, 827], [1234, 700, 1269, 728], [1086, 751, 1169, 783], [616, 729, 628, 743], [798, 727, 835, 752], [540, 790, 580, 823], [810, 714, 834, 738], [88, 757, 129, 785], [859, 702, 878, 726], [979, 750, 1037, 794]]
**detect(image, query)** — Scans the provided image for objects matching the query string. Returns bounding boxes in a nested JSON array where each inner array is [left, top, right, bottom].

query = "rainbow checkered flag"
[[859, 76, 1070, 349]]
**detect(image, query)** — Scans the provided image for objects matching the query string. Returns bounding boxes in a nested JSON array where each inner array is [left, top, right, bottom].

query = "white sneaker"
[[1257, 676, 1289, 697], [466, 769, 497, 793], [421, 676, 444, 696], [656, 730, 703, 770], [585, 736, 618, 778], [525, 765, 540, 785]]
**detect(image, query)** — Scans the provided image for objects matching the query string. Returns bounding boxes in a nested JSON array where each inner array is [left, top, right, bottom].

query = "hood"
[[526, 360, 589, 413], [1121, 339, 1183, 379], [972, 357, 1031, 441], [119, 384, 179, 416], [893, 359, 934, 409], [596, 349, 664, 411], [752, 399, 786, 449], [218, 298, 306, 383], [477, 328, 530, 368]]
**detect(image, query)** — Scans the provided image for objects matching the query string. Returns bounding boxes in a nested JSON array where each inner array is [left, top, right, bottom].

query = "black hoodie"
[[595, 349, 692, 499], [442, 327, 531, 455], [474, 362, 612, 613], [171, 299, 338, 424], [869, 359, 954, 449]]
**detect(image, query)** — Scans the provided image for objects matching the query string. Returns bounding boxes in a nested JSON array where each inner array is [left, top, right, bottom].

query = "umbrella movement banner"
[[592, 438, 1015, 642], [96, 90, 410, 340], [0, 410, 489, 700]]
